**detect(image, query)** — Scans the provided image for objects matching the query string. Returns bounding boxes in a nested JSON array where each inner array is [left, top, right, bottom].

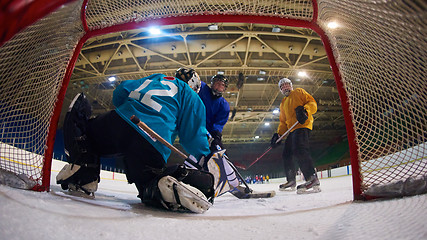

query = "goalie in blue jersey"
[[57, 73, 215, 213]]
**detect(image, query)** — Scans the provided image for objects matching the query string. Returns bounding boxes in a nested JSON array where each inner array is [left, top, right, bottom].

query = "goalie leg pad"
[[181, 169, 215, 203], [158, 176, 211, 213], [63, 93, 94, 166]]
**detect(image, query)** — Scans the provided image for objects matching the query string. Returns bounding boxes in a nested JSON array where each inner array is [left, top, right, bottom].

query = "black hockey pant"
[[281, 128, 316, 181], [86, 110, 165, 193]]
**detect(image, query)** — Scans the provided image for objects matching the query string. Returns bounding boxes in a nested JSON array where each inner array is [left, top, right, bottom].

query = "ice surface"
[[1, 166, 426, 240]]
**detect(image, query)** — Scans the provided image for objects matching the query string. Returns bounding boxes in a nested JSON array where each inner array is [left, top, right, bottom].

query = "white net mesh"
[[0, 0, 425, 197], [84, 0, 314, 30], [317, 0, 427, 194], [0, 0, 85, 189]]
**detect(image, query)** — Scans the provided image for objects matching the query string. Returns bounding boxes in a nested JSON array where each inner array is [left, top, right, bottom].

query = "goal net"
[[0, 0, 425, 199]]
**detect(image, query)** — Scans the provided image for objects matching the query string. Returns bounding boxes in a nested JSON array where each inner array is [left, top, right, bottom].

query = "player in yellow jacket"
[[270, 78, 320, 193]]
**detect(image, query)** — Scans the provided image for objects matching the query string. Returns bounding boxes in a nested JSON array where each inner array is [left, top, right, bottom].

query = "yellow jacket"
[[277, 88, 317, 135]]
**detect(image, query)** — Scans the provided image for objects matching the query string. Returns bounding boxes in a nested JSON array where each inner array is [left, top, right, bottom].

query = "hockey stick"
[[130, 115, 188, 160], [236, 121, 299, 170], [223, 155, 252, 193]]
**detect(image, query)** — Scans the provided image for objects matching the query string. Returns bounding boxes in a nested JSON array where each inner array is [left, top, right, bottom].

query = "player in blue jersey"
[[57, 73, 215, 213], [198, 74, 230, 152], [177, 70, 272, 199]]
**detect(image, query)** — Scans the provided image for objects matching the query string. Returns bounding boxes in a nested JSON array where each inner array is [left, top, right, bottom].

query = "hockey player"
[[175, 68, 274, 199], [57, 73, 215, 213], [270, 78, 320, 194], [198, 74, 230, 152]]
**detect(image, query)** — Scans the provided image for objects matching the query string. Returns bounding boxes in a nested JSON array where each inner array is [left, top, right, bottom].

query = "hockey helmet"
[[210, 74, 228, 97], [278, 78, 293, 96], [175, 67, 201, 93]]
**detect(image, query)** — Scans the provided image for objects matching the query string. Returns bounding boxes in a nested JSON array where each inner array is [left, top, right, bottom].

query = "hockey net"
[[0, 0, 425, 199]]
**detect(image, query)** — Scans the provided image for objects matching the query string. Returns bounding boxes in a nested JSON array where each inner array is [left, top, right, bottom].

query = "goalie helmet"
[[175, 67, 201, 93], [210, 75, 228, 97], [278, 78, 293, 96]]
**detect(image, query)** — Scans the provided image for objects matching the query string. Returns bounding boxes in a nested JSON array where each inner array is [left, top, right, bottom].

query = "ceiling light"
[[201, 44, 206, 49], [257, 77, 265, 81], [254, 136, 260, 139], [108, 76, 116, 82], [273, 109, 279, 114], [327, 21, 339, 29], [148, 27, 161, 35], [259, 70, 266, 75], [264, 122, 270, 126], [272, 26, 281, 33], [217, 70, 225, 75], [117, 51, 122, 56], [208, 24, 218, 31], [298, 71, 308, 78]]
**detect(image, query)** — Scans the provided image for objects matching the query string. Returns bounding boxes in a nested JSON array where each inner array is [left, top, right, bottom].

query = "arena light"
[[148, 27, 161, 35], [208, 24, 218, 31], [259, 70, 266, 75], [272, 26, 281, 33], [217, 70, 225, 75], [273, 109, 279, 114], [108, 76, 116, 82], [298, 71, 308, 78], [264, 122, 270, 126], [327, 21, 339, 29]]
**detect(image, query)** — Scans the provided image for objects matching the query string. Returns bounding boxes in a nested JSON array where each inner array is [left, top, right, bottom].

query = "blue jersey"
[[113, 73, 210, 162], [198, 81, 230, 133]]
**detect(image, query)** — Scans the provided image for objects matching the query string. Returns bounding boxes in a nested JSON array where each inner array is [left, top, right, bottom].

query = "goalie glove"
[[295, 106, 308, 124]]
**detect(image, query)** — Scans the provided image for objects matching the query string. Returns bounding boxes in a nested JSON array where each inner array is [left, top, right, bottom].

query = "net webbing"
[[317, 0, 427, 192], [0, 0, 85, 187]]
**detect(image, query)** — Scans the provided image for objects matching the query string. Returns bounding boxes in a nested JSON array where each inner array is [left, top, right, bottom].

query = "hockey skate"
[[158, 175, 212, 213], [296, 175, 321, 194], [56, 164, 99, 196], [279, 180, 296, 191]]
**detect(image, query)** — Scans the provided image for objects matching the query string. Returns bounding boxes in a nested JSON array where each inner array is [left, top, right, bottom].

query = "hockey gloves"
[[295, 106, 308, 124], [270, 133, 282, 148], [209, 131, 223, 152]]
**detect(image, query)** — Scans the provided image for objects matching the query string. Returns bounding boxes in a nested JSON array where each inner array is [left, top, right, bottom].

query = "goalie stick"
[[131, 115, 275, 199], [235, 121, 299, 170]]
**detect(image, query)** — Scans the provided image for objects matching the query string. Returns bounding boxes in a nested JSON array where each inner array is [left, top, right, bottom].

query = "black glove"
[[295, 106, 308, 124], [210, 131, 223, 152], [270, 133, 281, 148]]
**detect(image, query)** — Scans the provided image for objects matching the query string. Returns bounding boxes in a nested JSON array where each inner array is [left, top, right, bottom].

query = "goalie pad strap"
[[172, 183, 181, 205]]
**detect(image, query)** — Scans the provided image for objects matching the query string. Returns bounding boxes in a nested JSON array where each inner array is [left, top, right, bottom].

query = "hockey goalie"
[[57, 73, 217, 214]]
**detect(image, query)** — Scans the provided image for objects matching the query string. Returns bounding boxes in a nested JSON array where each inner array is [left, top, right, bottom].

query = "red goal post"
[[0, 0, 425, 199]]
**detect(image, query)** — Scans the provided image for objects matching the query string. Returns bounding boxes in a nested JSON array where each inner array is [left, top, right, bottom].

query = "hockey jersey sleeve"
[[212, 98, 230, 133], [277, 98, 289, 135], [176, 85, 211, 160]]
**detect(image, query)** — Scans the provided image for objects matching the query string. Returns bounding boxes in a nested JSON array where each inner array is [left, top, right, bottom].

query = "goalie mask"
[[210, 74, 228, 97], [175, 67, 201, 93], [278, 78, 293, 97]]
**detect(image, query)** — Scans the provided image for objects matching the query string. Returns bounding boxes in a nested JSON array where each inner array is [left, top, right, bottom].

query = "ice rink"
[[1, 159, 426, 240]]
